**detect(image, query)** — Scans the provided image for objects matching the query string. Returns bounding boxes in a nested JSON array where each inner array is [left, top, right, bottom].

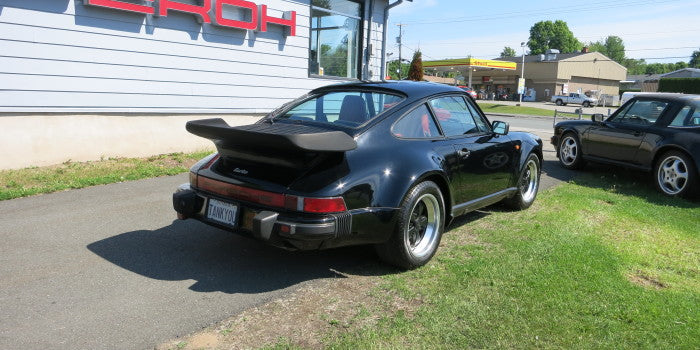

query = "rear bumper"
[[173, 184, 397, 250]]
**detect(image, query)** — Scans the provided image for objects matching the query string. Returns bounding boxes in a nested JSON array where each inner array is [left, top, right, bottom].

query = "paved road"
[[0, 115, 571, 349], [479, 99, 618, 116], [0, 176, 374, 349]]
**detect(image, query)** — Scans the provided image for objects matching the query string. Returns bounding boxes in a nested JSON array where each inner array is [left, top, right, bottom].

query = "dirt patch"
[[628, 270, 667, 289], [156, 266, 423, 350]]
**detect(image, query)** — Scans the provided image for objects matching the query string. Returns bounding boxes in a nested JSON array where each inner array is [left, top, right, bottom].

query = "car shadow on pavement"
[[87, 219, 393, 294], [540, 159, 579, 183]]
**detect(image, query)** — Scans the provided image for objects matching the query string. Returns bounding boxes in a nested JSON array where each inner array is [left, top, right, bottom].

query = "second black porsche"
[[173, 81, 543, 268], [552, 93, 700, 198]]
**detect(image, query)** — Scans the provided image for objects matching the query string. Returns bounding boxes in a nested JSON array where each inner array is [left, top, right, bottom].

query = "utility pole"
[[518, 41, 526, 105], [396, 23, 404, 80]]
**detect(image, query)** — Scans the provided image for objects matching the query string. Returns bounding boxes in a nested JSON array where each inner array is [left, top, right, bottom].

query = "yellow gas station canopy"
[[424, 58, 516, 70]]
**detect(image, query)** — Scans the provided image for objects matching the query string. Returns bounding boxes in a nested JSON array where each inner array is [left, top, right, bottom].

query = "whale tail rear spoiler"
[[186, 118, 357, 153], [186, 118, 356, 170]]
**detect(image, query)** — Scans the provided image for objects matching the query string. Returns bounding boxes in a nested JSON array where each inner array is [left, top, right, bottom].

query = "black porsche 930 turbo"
[[174, 81, 543, 268]]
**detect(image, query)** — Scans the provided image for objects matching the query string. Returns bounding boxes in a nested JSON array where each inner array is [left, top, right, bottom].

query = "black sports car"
[[552, 93, 700, 198], [173, 81, 543, 268]]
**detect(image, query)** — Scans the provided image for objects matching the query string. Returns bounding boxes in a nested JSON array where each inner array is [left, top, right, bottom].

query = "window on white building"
[[309, 0, 362, 79]]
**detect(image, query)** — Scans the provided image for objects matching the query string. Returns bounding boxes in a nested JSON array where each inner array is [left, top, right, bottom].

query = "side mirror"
[[492, 121, 509, 135], [591, 113, 605, 122]]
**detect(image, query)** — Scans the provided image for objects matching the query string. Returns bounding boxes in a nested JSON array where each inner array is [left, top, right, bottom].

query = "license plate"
[[206, 198, 239, 228]]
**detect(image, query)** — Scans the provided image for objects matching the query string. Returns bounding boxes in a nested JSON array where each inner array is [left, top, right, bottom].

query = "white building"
[[0, 0, 408, 169]]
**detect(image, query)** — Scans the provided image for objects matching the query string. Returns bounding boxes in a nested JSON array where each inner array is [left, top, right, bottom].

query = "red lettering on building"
[[259, 4, 295, 36], [85, 0, 154, 15], [157, 0, 211, 23], [213, 0, 257, 30], [84, 0, 296, 36]]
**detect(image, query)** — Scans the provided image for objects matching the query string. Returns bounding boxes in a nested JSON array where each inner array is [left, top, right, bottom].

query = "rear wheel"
[[558, 133, 586, 169], [654, 151, 697, 198], [583, 101, 591, 108], [555, 99, 563, 106], [375, 181, 444, 269], [504, 153, 541, 210]]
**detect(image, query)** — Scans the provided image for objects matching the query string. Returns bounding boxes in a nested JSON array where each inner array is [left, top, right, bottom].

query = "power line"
[[396, 0, 685, 25], [403, 32, 700, 46]]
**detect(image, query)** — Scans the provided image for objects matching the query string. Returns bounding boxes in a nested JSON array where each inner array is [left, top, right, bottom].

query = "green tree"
[[500, 46, 517, 57], [408, 50, 424, 81], [588, 36, 625, 64], [527, 20, 581, 54], [690, 49, 700, 68], [673, 61, 688, 71], [623, 58, 647, 75], [645, 63, 666, 75], [387, 59, 409, 80]]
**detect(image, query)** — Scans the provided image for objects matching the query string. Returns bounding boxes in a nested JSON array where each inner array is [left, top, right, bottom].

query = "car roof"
[[310, 80, 464, 98]]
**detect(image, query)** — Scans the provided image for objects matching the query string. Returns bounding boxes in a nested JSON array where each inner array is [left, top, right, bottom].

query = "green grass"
[[0, 150, 213, 201], [326, 173, 700, 349], [478, 102, 556, 117]]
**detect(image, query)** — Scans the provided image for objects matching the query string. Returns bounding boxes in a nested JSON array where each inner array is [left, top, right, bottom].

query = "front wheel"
[[558, 133, 586, 169], [654, 151, 697, 198], [583, 101, 591, 108], [503, 153, 541, 210], [375, 181, 445, 269]]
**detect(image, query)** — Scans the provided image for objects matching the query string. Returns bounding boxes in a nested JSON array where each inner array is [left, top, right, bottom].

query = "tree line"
[[499, 20, 699, 75]]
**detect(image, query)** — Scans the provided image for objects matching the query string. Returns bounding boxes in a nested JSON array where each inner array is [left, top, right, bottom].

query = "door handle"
[[457, 148, 471, 158]]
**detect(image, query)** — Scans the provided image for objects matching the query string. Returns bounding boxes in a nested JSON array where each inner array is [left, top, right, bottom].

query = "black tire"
[[503, 153, 541, 210], [375, 181, 445, 269], [654, 151, 698, 198], [583, 101, 591, 108], [558, 132, 586, 169], [555, 99, 563, 106]]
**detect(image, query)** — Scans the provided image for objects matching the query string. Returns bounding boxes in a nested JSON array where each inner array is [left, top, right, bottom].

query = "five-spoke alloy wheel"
[[654, 151, 697, 197], [558, 133, 585, 169]]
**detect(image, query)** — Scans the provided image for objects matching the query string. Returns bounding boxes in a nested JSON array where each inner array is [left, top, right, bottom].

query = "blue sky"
[[385, 0, 700, 64]]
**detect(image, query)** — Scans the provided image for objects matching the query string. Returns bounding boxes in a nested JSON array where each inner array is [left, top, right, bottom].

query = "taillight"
[[189, 153, 219, 189], [197, 176, 346, 213], [189, 171, 198, 187], [301, 197, 347, 213], [198, 176, 286, 207]]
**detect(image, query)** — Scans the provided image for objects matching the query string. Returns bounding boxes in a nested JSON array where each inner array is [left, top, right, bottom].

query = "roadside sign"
[[517, 78, 525, 94]]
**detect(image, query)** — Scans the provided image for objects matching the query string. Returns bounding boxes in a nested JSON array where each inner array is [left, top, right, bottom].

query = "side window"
[[429, 96, 480, 137], [670, 105, 700, 127], [465, 98, 490, 132], [611, 100, 668, 125], [392, 104, 440, 139]]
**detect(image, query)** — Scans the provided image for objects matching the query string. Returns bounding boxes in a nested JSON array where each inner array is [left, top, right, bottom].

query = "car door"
[[583, 99, 669, 163], [428, 95, 515, 204]]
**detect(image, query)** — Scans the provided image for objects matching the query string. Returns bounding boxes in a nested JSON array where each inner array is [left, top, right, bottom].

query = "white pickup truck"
[[551, 93, 597, 107]]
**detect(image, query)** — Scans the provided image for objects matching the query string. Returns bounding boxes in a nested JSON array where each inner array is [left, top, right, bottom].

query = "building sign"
[[84, 0, 296, 36], [482, 76, 492, 83], [424, 58, 517, 70], [517, 78, 525, 94]]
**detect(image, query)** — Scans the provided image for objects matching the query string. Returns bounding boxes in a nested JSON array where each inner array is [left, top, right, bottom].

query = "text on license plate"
[[207, 198, 238, 227]]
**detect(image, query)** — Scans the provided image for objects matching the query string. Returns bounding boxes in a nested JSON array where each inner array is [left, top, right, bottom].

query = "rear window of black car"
[[276, 91, 404, 128]]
